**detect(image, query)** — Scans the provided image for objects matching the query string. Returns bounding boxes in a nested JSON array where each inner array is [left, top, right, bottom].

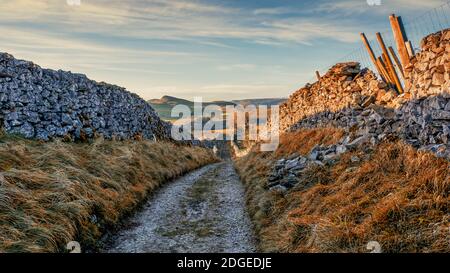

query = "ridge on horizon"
[[148, 95, 286, 121]]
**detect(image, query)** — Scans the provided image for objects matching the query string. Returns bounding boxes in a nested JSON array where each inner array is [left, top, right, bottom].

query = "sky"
[[0, 0, 447, 101]]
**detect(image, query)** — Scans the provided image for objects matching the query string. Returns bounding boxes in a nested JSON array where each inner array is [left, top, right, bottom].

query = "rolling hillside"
[[148, 95, 285, 121]]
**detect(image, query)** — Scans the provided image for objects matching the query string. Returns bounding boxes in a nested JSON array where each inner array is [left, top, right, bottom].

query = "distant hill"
[[148, 95, 193, 106], [148, 96, 286, 121], [232, 98, 286, 107], [148, 96, 197, 120]]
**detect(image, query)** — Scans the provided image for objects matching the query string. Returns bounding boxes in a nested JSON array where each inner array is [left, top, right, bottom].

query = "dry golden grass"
[[235, 128, 449, 253], [275, 128, 344, 157], [0, 133, 217, 253]]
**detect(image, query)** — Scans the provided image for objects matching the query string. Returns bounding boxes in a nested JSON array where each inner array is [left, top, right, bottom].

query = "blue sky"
[[0, 0, 447, 100]]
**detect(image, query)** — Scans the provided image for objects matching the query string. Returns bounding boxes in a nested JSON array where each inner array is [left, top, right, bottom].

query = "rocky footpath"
[[0, 53, 171, 141], [280, 29, 450, 159], [104, 162, 256, 253]]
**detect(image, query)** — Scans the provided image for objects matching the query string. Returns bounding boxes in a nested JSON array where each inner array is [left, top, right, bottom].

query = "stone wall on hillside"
[[0, 53, 171, 141], [279, 62, 399, 132], [279, 29, 450, 158], [291, 94, 449, 158], [405, 29, 450, 98]]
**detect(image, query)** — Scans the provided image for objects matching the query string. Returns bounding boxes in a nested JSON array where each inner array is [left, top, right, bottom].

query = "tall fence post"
[[376, 32, 404, 94], [360, 33, 387, 83], [388, 46, 405, 80], [389, 14, 410, 71], [377, 57, 392, 85]]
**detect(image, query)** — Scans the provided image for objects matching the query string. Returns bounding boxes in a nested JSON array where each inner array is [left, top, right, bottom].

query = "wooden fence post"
[[376, 32, 404, 94], [377, 57, 392, 84], [388, 46, 405, 79], [360, 33, 387, 83], [405, 41, 415, 58], [389, 14, 410, 71], [315, 71, 321, 81]]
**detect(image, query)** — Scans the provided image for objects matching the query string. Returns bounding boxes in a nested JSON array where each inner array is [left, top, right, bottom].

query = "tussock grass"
[[275, 127, 344, 157], [0, 132, 217, 252], [235, 128, 449, 253]]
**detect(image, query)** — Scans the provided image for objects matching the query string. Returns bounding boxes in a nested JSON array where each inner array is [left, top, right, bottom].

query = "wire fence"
[[308, 1, 450, 84]]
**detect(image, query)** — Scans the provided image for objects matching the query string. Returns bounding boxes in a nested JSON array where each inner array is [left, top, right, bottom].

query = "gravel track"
[[103, 161, 256, 253]]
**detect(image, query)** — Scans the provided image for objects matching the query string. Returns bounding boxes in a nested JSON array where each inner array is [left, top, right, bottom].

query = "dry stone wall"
[[279, 62, 398, 132], [405, 29, 450, 98], [0, 53, 171, 141], [279, 29, 450, 158]]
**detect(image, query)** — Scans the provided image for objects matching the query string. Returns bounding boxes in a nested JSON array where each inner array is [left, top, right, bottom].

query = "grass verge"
[[0, 132, 217, 252], [234, 128, 449, 253]]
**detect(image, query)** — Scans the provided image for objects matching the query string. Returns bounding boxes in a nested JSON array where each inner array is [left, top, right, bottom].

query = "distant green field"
[[148, 95, 286, 121]]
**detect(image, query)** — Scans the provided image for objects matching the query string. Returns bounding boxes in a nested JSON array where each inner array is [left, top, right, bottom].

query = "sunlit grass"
[[235, 128, 449, 253], [0, 132, 217, 252]]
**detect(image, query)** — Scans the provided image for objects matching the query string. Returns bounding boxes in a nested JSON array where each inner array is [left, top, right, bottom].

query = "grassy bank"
[[0, 133, 217, 252], [234, 128, 449, 253]]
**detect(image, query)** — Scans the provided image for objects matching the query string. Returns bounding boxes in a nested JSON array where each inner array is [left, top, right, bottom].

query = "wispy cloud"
[[200, 83, 286, 93], [217, 64, 257, 71], [260, 20, 360, 44], [253, 7, 294, 15], [0, 0, 362, 46], [314, 0, 447, 15], [0, 0, 445, 101]]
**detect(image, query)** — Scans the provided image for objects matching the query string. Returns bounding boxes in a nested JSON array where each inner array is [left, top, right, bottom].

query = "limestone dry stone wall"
[[405, 29, 450, 98], [279, 29, 450, 158], [0, 53, 171, 141], [279, 62, 398, 132]]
